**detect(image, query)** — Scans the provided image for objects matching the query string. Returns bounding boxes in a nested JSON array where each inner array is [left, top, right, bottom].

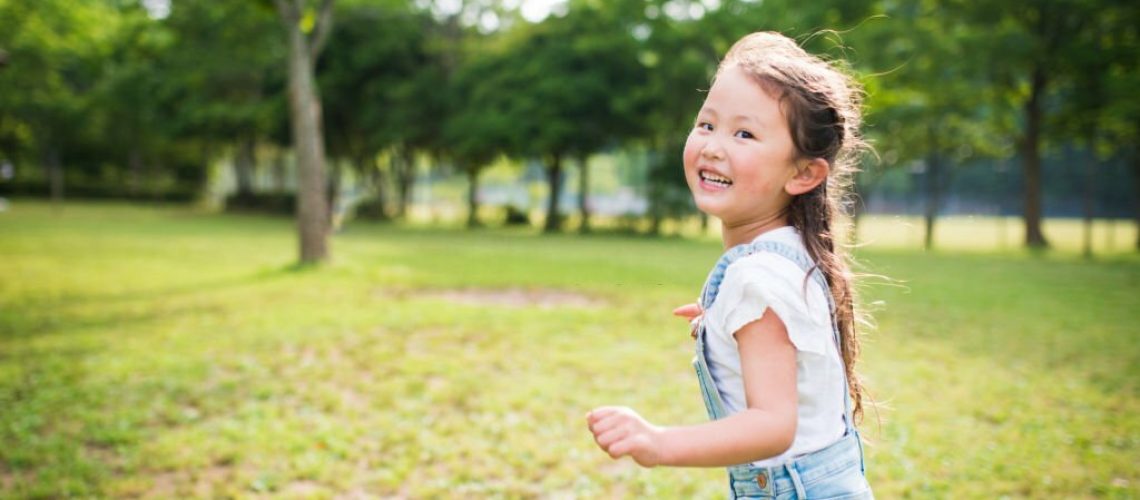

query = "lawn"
[[1, 201, 1137, 498]]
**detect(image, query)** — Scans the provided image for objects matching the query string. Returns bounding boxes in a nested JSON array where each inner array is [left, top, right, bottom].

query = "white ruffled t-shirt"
[[702, 226, 847, 467]]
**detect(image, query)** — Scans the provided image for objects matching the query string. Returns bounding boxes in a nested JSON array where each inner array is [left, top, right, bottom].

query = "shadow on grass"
[[0, 265, 296, 340]]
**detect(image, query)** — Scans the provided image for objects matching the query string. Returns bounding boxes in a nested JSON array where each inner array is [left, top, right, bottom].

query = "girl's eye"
[[696, 122, 713, 131], [735, 130, 755, 139]]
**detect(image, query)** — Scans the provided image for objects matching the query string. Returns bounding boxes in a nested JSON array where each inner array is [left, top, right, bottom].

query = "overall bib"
[[693, 241, 873, 499]]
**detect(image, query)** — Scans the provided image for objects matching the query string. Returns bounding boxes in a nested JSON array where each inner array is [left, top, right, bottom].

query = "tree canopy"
[[1, 0, 1137, 249]]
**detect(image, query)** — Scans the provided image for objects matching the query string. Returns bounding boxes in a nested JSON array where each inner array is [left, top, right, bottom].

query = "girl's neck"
[[720, 213, 789, 249]]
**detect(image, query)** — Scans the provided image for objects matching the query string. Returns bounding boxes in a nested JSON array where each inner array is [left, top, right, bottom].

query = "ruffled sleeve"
[[706, 252, 834, 357]]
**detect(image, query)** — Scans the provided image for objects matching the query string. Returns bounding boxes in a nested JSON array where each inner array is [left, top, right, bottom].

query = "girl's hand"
[[586, 406, 666, 467], [672, 303, 702, 339]]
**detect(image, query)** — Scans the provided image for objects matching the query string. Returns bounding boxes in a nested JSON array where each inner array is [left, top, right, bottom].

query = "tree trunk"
[[327, 159, 342, 225], [923, 151, 941, 251], [1082, 152, 1094, 259], [647, 185, 662, 235], [287, 33, 329, 263], [1021, 64, 1049, 248], [388, 154, 402, 218], [276, 0, 334, 264], [578, 153, 591, 233], [645, 141, 666, 236], [274, 149, 288, 193], [649, 213, 661, 236], [357, 153, 385, 218], [396, 147, 414, 219], [128, 146, 144, 196], [202, 141, 215, 182], [543, 153, 563, 233], [388, 147, 416, 219], [234, 135, 256, 198], [1133, 152, 1140, 252], [466, 166, 480, 228], [41, 145, 63, 210]]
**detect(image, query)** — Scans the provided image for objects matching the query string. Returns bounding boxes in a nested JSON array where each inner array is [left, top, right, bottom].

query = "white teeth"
[[700, 171, 732, 186]]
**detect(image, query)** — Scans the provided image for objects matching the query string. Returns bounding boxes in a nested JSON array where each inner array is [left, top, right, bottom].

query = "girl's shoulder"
[[722, 250, 814, 298], [727, 227, 814, 277], [717, 229, 826, 309], [711, 234, 833, 354]]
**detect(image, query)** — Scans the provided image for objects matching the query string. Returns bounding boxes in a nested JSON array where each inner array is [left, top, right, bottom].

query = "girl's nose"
[[701, 140, 725, 161]]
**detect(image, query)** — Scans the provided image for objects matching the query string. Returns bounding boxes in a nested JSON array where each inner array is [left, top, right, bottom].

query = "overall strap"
[[699, 240, 829, 313], [698, 239, 855, 432]]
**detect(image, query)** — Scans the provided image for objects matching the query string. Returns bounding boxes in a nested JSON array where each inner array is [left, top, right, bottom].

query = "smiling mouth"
[[699, 170, 733, 187]]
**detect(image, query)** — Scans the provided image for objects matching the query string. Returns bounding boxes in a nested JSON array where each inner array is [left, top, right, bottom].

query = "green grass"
[[1, 201, 1137, 498]]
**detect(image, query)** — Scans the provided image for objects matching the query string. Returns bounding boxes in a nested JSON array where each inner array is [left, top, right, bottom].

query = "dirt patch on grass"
[[282, 480, 323, 496], [140, 464, 233, 498], [389, 287, 605, 309], [1, 470, 16, 491]]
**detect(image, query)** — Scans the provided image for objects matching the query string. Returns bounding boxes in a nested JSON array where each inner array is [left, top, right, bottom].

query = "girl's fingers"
[[608, 436, 634, 458], [596, 427, 628, 454], [586, 406, 619, 425], [588, 412, 624, 435], [672, 303, 702, 318]]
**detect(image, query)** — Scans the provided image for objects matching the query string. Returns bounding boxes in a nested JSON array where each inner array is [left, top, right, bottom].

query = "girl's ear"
[[785, 158, 830, 196]]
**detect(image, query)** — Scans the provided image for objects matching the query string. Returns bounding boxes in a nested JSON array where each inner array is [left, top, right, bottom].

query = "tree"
[[445, 46, 514, 227], [1050, 3, 1117, 258], [559, 3, 649, 233], [629, 0, 885, 236], [272, 0, 335, 264], [494, 8, 647, 233], [1101, 0, 1139, 252], [91, 6, 172, 197], [634, 8, 713, 235], [160, 1, 285, 202], [945, 0, 1101, 249], [858, 1, 1003, 250], [1091, 0, 1140, 251], [0, 0, 120, 206], [320, 2, 442, 220]]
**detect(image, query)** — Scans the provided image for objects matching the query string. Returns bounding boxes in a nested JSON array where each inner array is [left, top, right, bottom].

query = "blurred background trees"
[[1, 0, 1137, 261]]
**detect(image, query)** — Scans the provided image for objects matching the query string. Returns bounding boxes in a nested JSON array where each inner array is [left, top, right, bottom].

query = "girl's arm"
[[587, 309, 797, 467]]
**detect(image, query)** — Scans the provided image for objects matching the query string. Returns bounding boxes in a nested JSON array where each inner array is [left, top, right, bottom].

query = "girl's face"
[[683, 65, 801, 227]]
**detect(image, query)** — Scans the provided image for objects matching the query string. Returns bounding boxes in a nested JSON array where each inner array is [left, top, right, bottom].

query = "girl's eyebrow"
[[731, 114, 760, 125], [730, 113, 767, 130]]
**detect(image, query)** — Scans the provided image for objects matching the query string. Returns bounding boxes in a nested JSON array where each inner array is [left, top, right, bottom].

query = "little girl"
[[587, 32, 873, 499]]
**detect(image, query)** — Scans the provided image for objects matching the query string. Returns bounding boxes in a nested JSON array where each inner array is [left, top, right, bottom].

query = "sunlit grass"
[[854, 215, 1137, 255], [443, 207, 1139, 256], [1, 201, 1137, 498]]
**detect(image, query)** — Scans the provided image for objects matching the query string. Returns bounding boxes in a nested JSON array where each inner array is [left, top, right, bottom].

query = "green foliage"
[[0, 0, 283, 198], [1, 202, 1137, 497], [445, 37, 516, 170], [0, 0, 120, 165], [159, 1, 284, 143], [448, 4, 651, 230], [319, 2, 442, 161], [859, 0, 1010, 168], [0, 0, 1136, 243]]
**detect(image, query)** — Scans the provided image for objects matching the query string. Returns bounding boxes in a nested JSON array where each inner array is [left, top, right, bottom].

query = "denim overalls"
[[694, 240, 873, 499]]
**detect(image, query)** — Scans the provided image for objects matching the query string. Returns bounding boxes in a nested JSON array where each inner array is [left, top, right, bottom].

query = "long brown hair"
[[718, 32, 870, 422]]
